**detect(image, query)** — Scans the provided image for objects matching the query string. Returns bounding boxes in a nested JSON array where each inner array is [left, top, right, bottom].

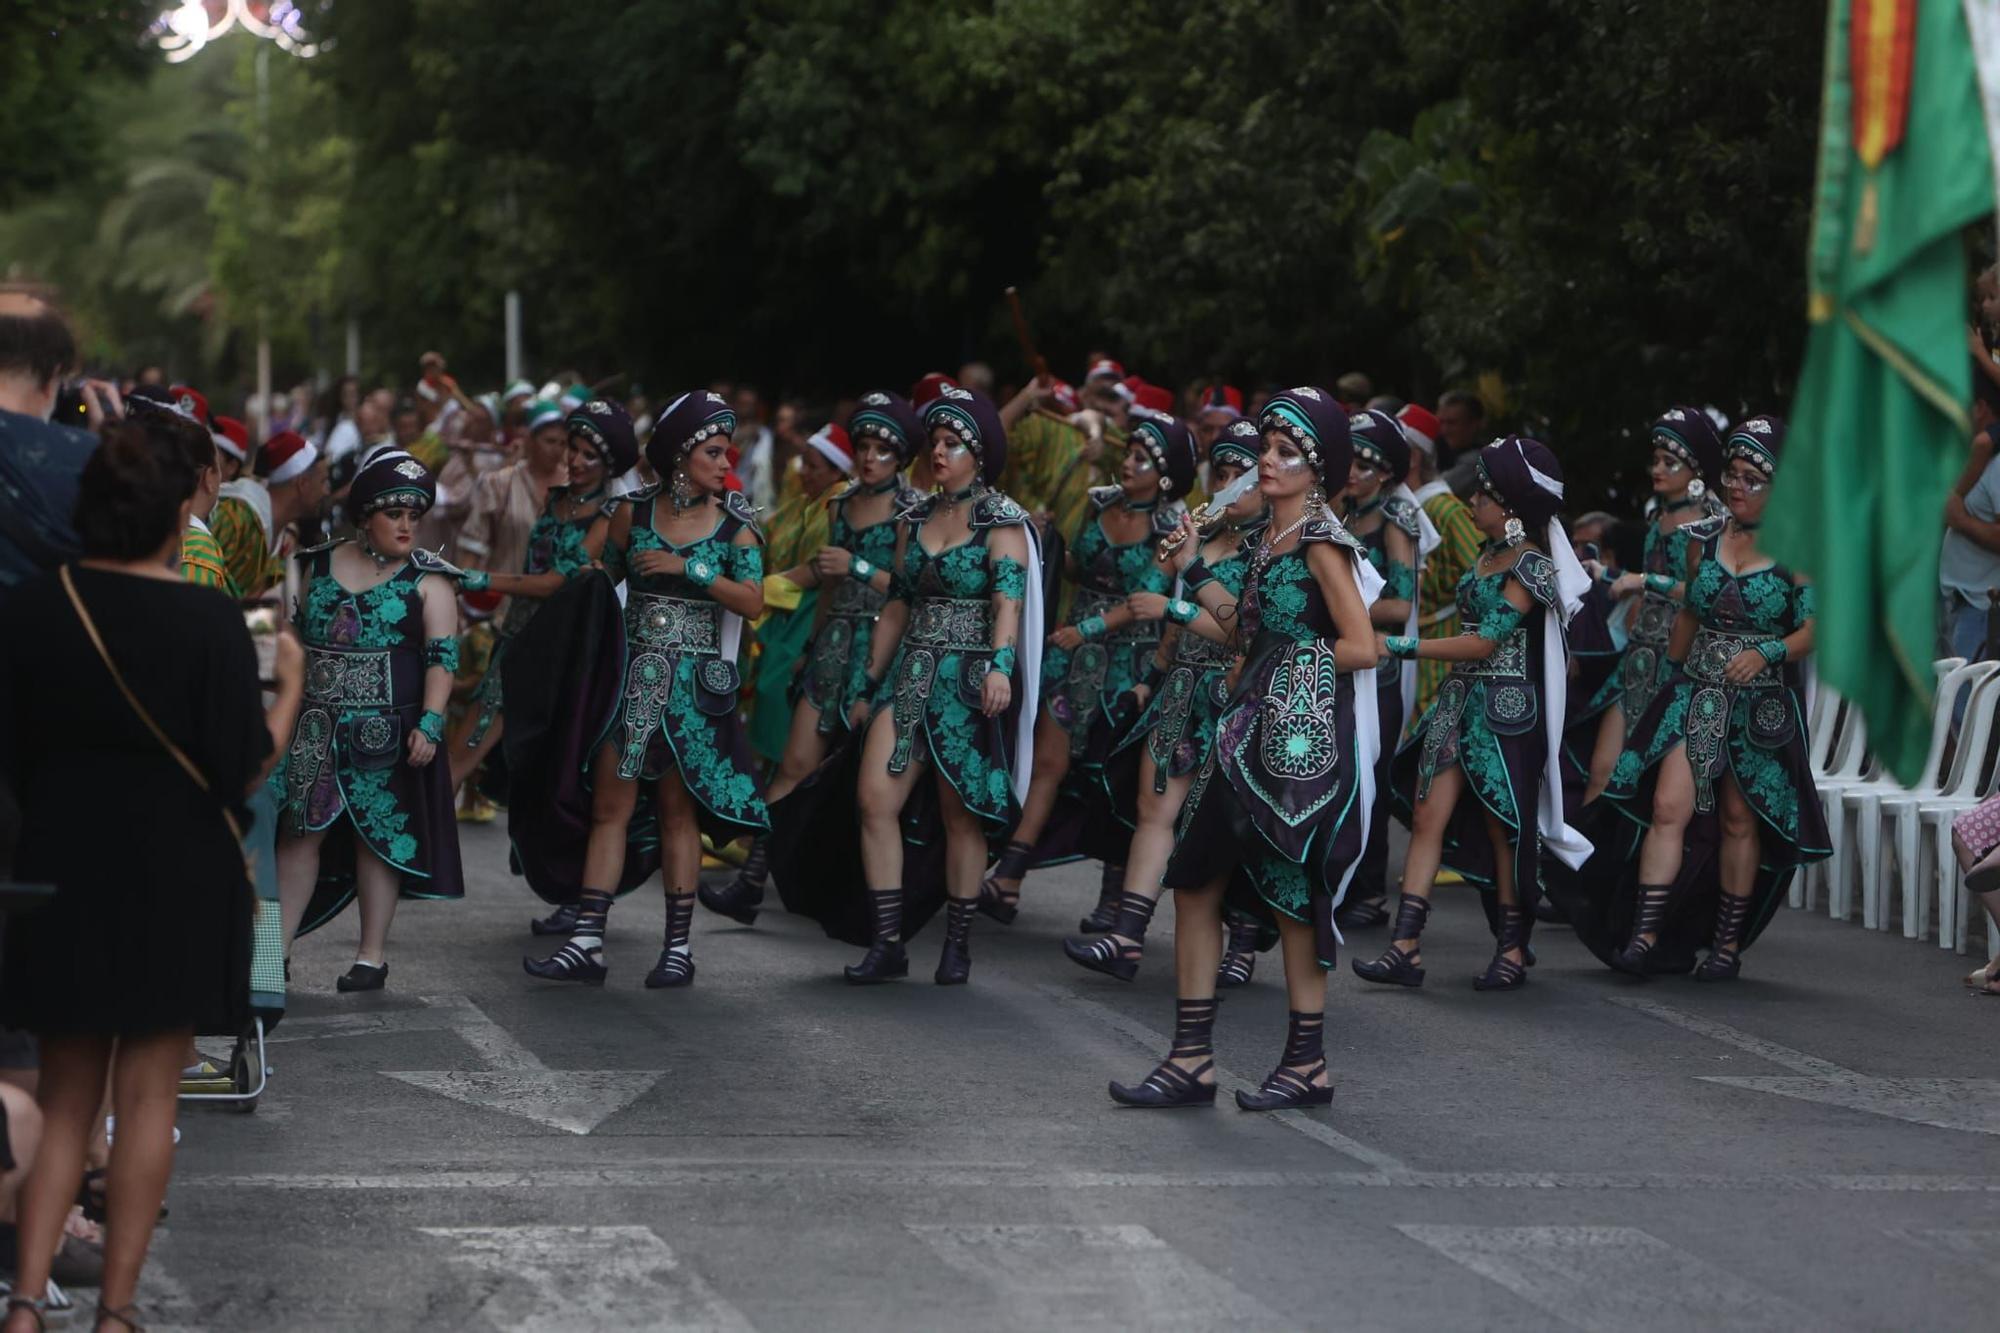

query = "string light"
[[150, 0, 326, 63]]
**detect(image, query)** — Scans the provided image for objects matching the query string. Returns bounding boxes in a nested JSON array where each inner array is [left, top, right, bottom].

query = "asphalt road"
[[146, 821, 2000, 1331]]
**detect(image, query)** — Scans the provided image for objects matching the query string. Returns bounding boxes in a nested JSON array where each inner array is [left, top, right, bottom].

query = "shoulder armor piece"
[[293, 537, 350, 561], [1297, 512, 1365, 554], [1381, 494, 1421, 539], [1152, 501, 1188, 538], [721, 489, 765, 540], [971, 492, 1030, 529], [1681, 513, 1727, 543], [894, 484, 926, 510], [895, 491, 940, 524], [1087, 484, 1125, 512], [410, 547, 468, 577], [1511, 548, 1558, 608], [615, 482, 661, 508]]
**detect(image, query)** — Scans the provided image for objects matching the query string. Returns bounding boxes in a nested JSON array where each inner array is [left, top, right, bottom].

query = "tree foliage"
[[0, 0, 1830, 502]]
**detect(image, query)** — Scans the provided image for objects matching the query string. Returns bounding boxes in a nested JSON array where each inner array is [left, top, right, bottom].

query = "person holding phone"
[[0, 423, 302, 1333]]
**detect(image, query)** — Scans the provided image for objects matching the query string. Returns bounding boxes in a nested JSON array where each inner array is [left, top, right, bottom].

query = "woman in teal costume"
[[276, 450, 465, 993], [453, 400, 634, 808], [525, 390, 769, 989], [1112, 388, 1380, 1113], [977, 414, 1194, 928], [841, 385, 1043, 985], [702, 390, 926, 923], [1558, 415, 1828, 980], [1355, 437, 1593, 993], [1062, 418, 1265, 984], [1575, 407, 1726, 803]]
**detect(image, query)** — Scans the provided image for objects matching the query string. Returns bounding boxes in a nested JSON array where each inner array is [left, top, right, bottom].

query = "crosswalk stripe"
[[421, 1225, 755, 1332]]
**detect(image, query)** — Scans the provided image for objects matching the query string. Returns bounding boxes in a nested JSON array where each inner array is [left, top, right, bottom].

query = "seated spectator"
[[1939, 365, 2000, 667]]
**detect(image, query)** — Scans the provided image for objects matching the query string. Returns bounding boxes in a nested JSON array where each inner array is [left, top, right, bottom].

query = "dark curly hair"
[[73, 420, 199, 561]]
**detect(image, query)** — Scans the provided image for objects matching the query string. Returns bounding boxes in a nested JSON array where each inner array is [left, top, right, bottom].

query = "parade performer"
[[525, 391, 770, 988], [275, 450, 465, 991], [1111, 388, 1381, 1111], [1062, 416, 1264, 982], [1576, 408, 1726, 803], [708, 391, 925, 922], [830, 385, 1043, 984], [1555, 415, 1827, 980], [743, 423, 845, 768], [128, 385, 235, 595], [1336, 409, 1439, 929], [977, 413, 1193, 928], [212, 429, 328, 600], [450, 400, 635, 802], [1397, 405, 1481, 723], [1354, 437, 1592, 992]]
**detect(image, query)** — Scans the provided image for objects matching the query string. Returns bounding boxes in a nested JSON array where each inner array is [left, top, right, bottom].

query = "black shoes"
[[1474, 903, 1533, 992], [698, 877, 764, 927], [976, 840, 1033, 924], [1694, 892, 1753, 981], [935, 899, 976, 984], [530, 902, 581, 936], [644, 949, 696, 989], [844, 939, 909, 984], [1334, 896, 1389, 930], [523, 942, 607, 984], [1351, 895, 1432, 988], [1109, 1059, 1217, 1108], [1062, 933, 1141, 981], [1234, 1061, 1334, 1111], [1216, 917, 1259, 989], [1612, 883, 1675, 976], [335, 961, 387, 992]]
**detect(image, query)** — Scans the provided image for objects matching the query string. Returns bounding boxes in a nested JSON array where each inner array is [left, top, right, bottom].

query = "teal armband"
[[991, 645, 1016, 679], [1644, 572, 1676, 596], [1076, 615, 1107, 641], [682, 553, 720, 588], [424, 636, 460, 672], [1166, 598, 1199, 626], [459, 569, 491, 593], [1385, 635, 1418, 659], [417, 710, 446, 743], [851, 556, 874, 581], [1755, 639, 1787, 665]]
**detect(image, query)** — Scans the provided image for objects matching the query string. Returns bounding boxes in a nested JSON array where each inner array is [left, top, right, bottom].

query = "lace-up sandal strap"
[[864, 887, 903, 943], [1257, 1062, 1321, 1099], [1064, 931, 1142, 980], [1389, 894, 1432, 942], [1474, 949, 1528, 991], [1695, 892, 1754, 981], [1168, 997, 1217, 1057], [1143, 1057, 1213, 1097], [524, 940, 607, 982], [1613, 883, 1674, 973], [6, 1297, 47, 1331], [1279, 1011, 1325, 1066], [95, 1302, 144, 1331], [1215, 948, 1256, 987]]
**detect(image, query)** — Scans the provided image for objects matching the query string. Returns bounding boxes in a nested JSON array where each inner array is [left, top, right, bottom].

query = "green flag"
[[1766, 0, 1996, 784]]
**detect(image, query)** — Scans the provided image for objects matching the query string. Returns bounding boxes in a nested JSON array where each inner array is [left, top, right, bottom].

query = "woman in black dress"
[[0, 423, 301, 1333]]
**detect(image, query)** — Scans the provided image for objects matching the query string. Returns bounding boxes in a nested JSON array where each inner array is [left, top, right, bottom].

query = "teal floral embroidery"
[[991, 554, 1026, 600], [344, 764, 420, 867], [1250, 855, 1311, 922], [1257, 554, 1313, 638]]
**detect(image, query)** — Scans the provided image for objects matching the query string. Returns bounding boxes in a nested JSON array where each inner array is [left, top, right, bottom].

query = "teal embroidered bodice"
[[1687, 555, 1810, 637], [298, 557, 429, 653], [627, 511, 764, 598]]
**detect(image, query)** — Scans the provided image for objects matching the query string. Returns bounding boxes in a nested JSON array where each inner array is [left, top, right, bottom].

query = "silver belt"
[[828, 576, 886, 619], [304, 647, 393, 707], [1453, 626, 1530, 679], [906, 596, 991, 651], [626, 593, 721, 656], [1686, 628, 1779, 688], [1075, 586, 1156, 646]]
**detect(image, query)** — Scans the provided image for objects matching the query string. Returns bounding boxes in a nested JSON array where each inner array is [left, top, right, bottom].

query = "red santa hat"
[[1125, 379, 1175, 414], [1047, 380, 1079, 413], [911, 372, 957, 407], [1085, 358, 1125, 384], [257, 430, 319, 484], [170, 385, 210, 426], [806, 422, 855, 473], [1396, 404, 1441, 455], [1198, 384, 1244, 419], [211, 415, 249, 463]]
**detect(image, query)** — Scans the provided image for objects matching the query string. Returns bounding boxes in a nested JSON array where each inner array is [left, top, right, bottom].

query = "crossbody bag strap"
[[60, 565, 248, 856]]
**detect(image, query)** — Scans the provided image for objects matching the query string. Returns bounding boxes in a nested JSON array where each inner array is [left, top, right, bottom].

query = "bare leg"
[[1063, 755, 1190, 975], [446, 704, 503, 792], [934, 773, 988, 904], [654, 767, 703, 905], [765, 699, 830, 807], [1262, 915, 1332, 1094], [275, 826, 329, 953], [1108, 876, 1226, 1104], [352, 844, 402, 967], [1627, 744, 1695, 948], [578, 741, 640, 893], [1387, 763, 1465, 964], [1583, 707, 1627, 805], [6, 1037, 110, 1332], [0, 1083, 41, 1225], [1487, 806, 1524, 967], [984, 711, 1069, 901], [97, 1033, 186, 1320], [856, 708, 923, 891], [1716, 771, 1760, 898]]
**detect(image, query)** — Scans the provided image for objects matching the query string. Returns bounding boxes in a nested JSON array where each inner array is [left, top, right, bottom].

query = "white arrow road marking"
[[421, 1226, 754, 1333], [1396, 1225, 1808, 1332], [911, 1224, 1289, 1330], [285, 994, 667, 1135], [1608, 997, 2000, 1137], [1885, 1227, 2000, 1275]]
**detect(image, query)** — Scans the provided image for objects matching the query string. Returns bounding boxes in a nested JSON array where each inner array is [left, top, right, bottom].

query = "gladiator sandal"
[[1215, 916, 1260, 989], [1474, 904, 1532, 992], [6, 1296, 47, 1331], [1108, 998, 1218, 1108], [1077, 861, 1125, 933], [1611, 883, 1676, 976], [1061, 890, 1155, 981], [1334, 895, 1389, 930], [529, 901, 581, 937], [94, 1303, 145, 1332], [1235, 1010, 1333, 1111], [977, 841, 1033, 924], [1351, 895, 1431, 987], [935, 899, 977, 985], [699, 834, 769, 926], [1694, 892, 1754, 982], [523, 889, 612, 983], [844, 888, 910, 984], [645, 892, 699, 988]]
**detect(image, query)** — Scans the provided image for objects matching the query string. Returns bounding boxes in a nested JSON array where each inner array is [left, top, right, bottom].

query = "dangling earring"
[[1502, 516, 1526, 547], [1687, 477, 1707, 500], [671, 467, 699, 511], [1307, 484, 1326, 519]]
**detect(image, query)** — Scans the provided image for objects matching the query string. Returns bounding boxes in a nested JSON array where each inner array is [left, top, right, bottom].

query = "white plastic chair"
[[1813, 701, 1879, 919], [1841, 659, 1988, 932], [1891, 670, 2000, 948], [1792, 686, 1847, 909]]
